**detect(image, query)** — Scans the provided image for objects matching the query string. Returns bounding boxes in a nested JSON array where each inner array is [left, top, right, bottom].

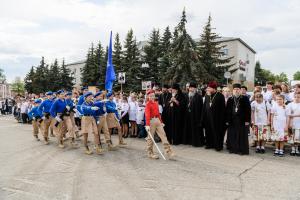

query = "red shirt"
[[145, 100, 162, 126]]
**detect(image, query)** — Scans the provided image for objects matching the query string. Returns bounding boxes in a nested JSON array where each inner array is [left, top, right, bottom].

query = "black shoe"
[[255, 148, 261, 153], [296, 152, 300, 157], [290, 152, 296, 156], [205, 146, 212, 149], [274, 151, 279, 156], [260, 149, 265, 154]]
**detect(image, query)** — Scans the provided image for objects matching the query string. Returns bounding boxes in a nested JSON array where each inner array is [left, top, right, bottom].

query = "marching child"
[[270, 94, 289, 157], [28, 99, 44, 142], [251, 93, 271, 153], [287, 92, 300, 156]]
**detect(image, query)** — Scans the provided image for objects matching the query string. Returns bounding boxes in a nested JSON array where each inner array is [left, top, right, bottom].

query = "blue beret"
[[34, 99, 42, 104], [57, 90, 64, 95], [81, 86, 88, 90], [84, 92, 93, 98], [65, 91, 72, 96], [106, 92, 113, 98], [45, 91, 53, 96], [94, 91, 102, 98]]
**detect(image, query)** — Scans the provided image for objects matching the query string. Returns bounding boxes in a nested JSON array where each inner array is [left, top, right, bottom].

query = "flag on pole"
[[105, 31, 116, 92]]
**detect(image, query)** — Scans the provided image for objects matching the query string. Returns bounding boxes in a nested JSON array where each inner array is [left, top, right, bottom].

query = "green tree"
[[113, 33, 123, 73], [197, 14, 233, 83], [48, 59, 61, 91], [142, 28, 162, 84], [81, 43, 99, 86], [24, 66, 36, 93], [34, 57, 49, 93], [275, 72, 288, 83], [168, 8, 197, 85], [95, 42, 106, 87], [123, 29, 141, 91], [293, 71, 300, 80], [11, 78, 25, 95], [60, 59, 74, 90], [159, 26, 173, 84]]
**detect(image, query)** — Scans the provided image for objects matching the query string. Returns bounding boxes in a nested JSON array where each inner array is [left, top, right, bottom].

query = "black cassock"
[[225, 95, 251, 155], [202, 92, 225, 151], [166, 92, 187, 145], [183, 92, 204, 146], [159, 92, 172, 136]]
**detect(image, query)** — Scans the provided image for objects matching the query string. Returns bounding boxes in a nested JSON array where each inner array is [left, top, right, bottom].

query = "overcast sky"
[[0, 0, 299, 82]]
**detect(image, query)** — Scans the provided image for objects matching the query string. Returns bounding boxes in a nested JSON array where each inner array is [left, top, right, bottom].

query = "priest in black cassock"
[[225, 83, 251, 155], [158, 84, 172, 136], [183, 82, 204, 147], [202, 81, 226, 151], [166, 83, 187, 145]]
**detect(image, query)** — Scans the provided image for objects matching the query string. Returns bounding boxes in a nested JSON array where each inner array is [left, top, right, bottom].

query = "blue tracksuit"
[[28, 106, 43, 120], [50, 99, 67, 118], [39, 99, 54, 114], [106, 100, 119, 120]]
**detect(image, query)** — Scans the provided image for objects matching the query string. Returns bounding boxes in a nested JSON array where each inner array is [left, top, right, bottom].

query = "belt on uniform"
[[83, 114, 92, 116]]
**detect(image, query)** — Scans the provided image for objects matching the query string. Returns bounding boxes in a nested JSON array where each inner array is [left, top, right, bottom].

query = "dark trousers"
[[21, 113, 28, 123]]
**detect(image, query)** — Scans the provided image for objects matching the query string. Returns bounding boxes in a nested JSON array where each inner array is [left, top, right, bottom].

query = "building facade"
[[65, 60, 86, 88], [217, 37, 256, 90], [0, 83, 12, 99]]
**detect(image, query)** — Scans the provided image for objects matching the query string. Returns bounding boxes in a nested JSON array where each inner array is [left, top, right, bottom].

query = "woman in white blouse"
[[128, 95, 138, 137], [120, 96, 129, 138]]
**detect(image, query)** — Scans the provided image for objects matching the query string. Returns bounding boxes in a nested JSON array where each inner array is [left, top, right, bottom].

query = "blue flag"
[[105, 31, 116, 92]]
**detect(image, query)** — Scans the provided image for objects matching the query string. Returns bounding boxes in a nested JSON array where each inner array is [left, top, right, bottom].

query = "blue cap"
[[34, 99, 42, 104], [45, 91, 53, 96], [94, 91, 102, 98], [57, 90, 64, 95], [106, 92, 113, 98], [84, 92, 93, 98], [81, 86, 88, 90], [65, 91, 72, 96]]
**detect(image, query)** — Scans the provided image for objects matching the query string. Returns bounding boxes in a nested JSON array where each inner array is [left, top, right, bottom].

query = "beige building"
[[217, 37, 256, 90], [0, 83, 12, 99], [65, 60, 85, 88]]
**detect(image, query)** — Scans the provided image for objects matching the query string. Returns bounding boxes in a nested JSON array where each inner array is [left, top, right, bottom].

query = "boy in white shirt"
[[136, 98, 146, 138]]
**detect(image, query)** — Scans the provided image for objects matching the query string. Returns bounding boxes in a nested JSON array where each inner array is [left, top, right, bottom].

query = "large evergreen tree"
[[197, 15, 233, 83], [81, 43, 99, 86], [48, 59, 61, 91], [95, 42, 106, 87], [159, 26, 173, 83], [34, 57, 49, 93], [123, 29, 141, 91], [142, 29, 162, 84], [168, 8, 197, 85], [60, 59, 74, 90], [24, 66, 36, 93], [113, 33, 123, 73]]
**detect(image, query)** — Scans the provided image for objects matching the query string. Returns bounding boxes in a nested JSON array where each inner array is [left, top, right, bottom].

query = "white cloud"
[[0, 0, 300, 82]]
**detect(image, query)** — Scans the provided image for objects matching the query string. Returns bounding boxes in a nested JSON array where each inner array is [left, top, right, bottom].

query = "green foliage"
[[197, 15, 233, 84], [255, 61, 289, 85], [24, 57, 74, 94], [293, 71, 300, 80], [11, 78, 25, 95]]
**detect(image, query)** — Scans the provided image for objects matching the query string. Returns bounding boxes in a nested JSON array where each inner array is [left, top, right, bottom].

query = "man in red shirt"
[[145, 89, 175, 159]]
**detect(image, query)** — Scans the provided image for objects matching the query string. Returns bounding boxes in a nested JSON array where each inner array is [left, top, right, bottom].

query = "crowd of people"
[[9, 81, 300, 159]]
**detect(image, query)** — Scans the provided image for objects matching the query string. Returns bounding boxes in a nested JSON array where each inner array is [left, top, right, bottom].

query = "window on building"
[[220, 49, 229, 57]]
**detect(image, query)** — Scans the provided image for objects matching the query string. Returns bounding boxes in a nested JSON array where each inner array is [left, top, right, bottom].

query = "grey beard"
[[188, 92, 195, 98]]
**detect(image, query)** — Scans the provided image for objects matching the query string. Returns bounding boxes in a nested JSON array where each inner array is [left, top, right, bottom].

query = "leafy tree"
[[293, 71, 300, 80], [197, 14, 233, 83], [275, 72, 288, 83], [11, 78, 25, 95], [168, 8, 197, 85]]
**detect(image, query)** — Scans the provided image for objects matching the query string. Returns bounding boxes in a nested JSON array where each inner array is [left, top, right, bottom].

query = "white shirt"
[[263, 90, 273, 102], [271, 104, 288, 135], [287, 102, 300, 129], [251, 101, 271, 126], [20, 102, 29, 114], [128, 101, 138, 121], [121, 102, 129, 118], [136, 105, 145, 125]]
